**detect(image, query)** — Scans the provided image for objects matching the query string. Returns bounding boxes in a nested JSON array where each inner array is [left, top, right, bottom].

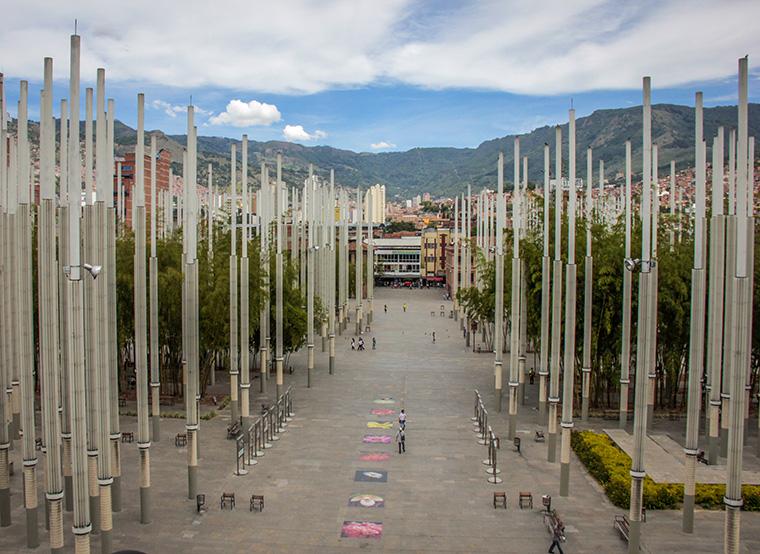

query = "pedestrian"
[[396, 427, 406, 453], [372, 337, 376, 350], [358, 337, 365, 351], [548, 519, 565, 554], [384, 304, 388, 313], [351, 338, 356, 350], [398, 409, 406, 429], [432, 331, 436, 343], [403, 303, 407, 312]]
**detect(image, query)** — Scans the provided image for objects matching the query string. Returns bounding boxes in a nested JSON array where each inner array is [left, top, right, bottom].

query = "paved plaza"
[[2, 288, 760, 552]]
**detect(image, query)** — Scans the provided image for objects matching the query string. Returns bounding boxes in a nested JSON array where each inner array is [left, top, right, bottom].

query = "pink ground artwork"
[[341, 521, 383, 539]]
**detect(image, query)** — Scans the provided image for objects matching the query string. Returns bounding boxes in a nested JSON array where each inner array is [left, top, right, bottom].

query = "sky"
[[1, 0, 759, 152]]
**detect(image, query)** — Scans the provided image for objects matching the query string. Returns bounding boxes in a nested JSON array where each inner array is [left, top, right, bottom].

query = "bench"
[[534, 430, 545, 442], [514, 437, 521, 453], [250, 494, 264, 512], [614, 514, 630, 542], [119, 396, 127, 407], [519, 492, 533, 509], [697, 450, 708, 465], [196, 494, 206, 513], [221, 492, 235, 510], [175, 433, 187, 447], [227, 422, 241, 439], [121, 431, 134, 443], [493, 492, 507, 509]]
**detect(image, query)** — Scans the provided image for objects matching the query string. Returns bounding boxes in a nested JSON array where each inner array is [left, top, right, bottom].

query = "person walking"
[[403, 303, 407, 312], [351, 338, 356, 350], [548, 519, 565, 554], [372, 337, 376, 350], [398, 409, 406, 429], [384, 304, 388, 313], [396, 426, 406, 454], [358, 337, 365, 351], [432, 331, 436, 343]]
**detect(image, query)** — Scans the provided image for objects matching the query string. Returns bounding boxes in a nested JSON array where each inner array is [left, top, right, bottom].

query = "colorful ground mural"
[[359, 452, 391, 462], [348, 494, 385, 508], [362, 435, 391, 444], [341, 521, 383, 539], [367, 421, 394, 429], [370, 408, 396, 416], [354, 470, 388, 483]]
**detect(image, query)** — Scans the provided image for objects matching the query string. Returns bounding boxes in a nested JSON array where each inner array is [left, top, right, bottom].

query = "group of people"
[[351, 337, 376, 351]]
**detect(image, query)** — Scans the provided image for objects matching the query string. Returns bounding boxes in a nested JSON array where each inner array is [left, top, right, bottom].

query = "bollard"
[[478, 410, 488, 445], [472, 390, 480, 421], [487, 431, 502, 483]]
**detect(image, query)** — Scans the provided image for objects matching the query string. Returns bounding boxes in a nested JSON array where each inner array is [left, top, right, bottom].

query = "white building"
[[373, 236, 420, 281], [363, 184, 386, 224]]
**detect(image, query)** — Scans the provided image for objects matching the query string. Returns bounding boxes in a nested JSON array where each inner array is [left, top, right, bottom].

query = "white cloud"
[[0, 0, 758, 95], [150, 99, 211, 118], [208, 99, 281, 127], [370, 141, 396, 149], [283, 125, 327, 142]]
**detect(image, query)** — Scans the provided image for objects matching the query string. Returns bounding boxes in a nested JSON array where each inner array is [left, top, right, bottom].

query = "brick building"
[[115, 149, 171, 228]]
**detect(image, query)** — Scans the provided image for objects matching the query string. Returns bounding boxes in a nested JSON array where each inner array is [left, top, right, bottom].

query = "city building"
[[420, 227, 450, 284], [115, 149, 171, 228], [363, 184, 386, 224], [373, 236, 421, 284]]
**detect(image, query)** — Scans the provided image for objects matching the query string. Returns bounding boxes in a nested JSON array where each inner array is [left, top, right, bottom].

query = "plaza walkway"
[[3, 288, 760, 552]]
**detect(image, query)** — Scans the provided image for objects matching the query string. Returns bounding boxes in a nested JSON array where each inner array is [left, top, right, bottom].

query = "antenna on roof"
[[570, 98, 574, 109], [74, 19, 78, 35]]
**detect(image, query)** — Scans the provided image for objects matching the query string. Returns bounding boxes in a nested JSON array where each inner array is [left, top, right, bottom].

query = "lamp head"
[[624, 258, 639, 272], [83, 263, 102, 279]]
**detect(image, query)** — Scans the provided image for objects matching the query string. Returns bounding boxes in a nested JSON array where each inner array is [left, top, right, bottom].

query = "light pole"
[[494, 153, 505, 414], [241, 136, 251, 425], [619, 141, 633, 429], [229, 144, 239, 423], [559, 108, 577, 497], [0, 73, 10, 528], [258, 162, 269, 395], [683, 92, 708, 533], [548, 126, 563, 464], [538, 143, 550, 422], [581, 148, 593, 421], [628, 77, 654, 554], [150, 134, 161, 442], [275, 154, 284, 398], [329, 170, 336, 375], [355, 187, 363, 336], [508, 139, 521, 438], [306, 172, 315, 387]]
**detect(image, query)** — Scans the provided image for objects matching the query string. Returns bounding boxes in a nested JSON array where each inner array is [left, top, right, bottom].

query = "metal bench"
[[250, 494, 264, 512], [493, 492, 507, 509], [121, 431, 134, 443], [514, 436, 521, 453], [118, 396, 127, 407], [196, 494, 206, 513], [227, 422, 241, 439], [221, 492, 235, 510], [534, 430, 545, 442], [175, 433, 187, 447], [614, 514, 630, 542], [519, 492, 533, 509]]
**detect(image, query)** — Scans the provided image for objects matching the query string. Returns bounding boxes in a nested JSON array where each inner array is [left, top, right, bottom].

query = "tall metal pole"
[[548, 126, 563, 464], [229, 144, 239, 422], [275, 154, 284, 398], [17, 79, 40, 549], [538, 144, 550, 422], [150, 134, 161, 441], [453, 198, 459, 321], [367, 191, 374, 325], [647, 146, 660, 431], [722, 129, 737, 459], [184, 106, 200, 500], [355, 187, 363, 336], [95, 68, 115, 551], [619, 141, 633, 428], [306, 173, 314, 387], [519, 158, 528, 405], [560, 108, 577, 497], [38, 57, 64, 552], [0, 72, 10, 528], [241, 136, 251, 424], [683, 93, 708, 533], [65, 32, 92, 554], [328, 170, 336, 374], [494, 153, 505, 414], [508, 139, 521, 436], [581, 148, 593, 421], [258, 163, 269, 394], [724, 56, 751, 554], [134, 93, 152, 526], [628, 77, 653, 554]]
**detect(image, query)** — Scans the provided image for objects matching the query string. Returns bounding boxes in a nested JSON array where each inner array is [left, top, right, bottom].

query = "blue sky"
[[1, 0, 759, 152]]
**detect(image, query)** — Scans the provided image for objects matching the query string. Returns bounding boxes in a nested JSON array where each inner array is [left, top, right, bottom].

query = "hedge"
[[571, 430, 760, 511]]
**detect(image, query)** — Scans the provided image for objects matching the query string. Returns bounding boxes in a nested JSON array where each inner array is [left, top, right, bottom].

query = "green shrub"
[[572, 430, 760, 511]]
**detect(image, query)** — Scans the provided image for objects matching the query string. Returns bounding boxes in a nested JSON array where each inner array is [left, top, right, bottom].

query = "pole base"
[[708, 436, 719, 465], [547, 433, 557, 463], [682, 494, 694, 533], [140, 486, 151, 524], [329, 356, 335, 375], [538, 401, 546, 421], [101, 529, 112, 554], [720, 431, 729, 459], [26, 507, 39, 548], [235, 469, 249, 476], [90, 496, 100, 535], [508, 415, 516, 441], [152, 416, 161, 443], [0, 488, 10, 527], [487, 476, 503, 484], [64, 475, 73, 512], [485, 467, 501, 475], [112, 475, 122, 513], [559, 462, 570, 497], [618, 410, 627, 430], [581, 398, 589, 421], [188, 466, 198, 500]]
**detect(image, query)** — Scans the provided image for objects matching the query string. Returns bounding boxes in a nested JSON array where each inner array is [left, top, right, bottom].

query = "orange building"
[[115, 149, 171, 228]]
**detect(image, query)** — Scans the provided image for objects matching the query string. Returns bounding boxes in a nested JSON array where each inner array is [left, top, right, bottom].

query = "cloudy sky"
[[1, 0, 759, 151]]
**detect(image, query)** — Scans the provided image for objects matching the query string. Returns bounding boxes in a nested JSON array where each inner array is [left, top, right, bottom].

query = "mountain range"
[[16, 103, 760, 199]]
